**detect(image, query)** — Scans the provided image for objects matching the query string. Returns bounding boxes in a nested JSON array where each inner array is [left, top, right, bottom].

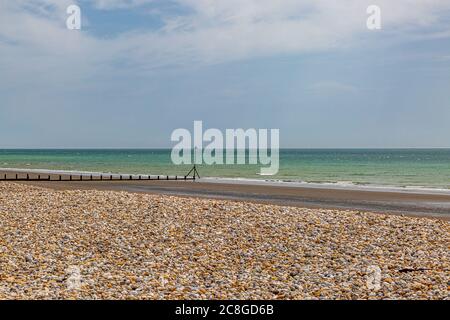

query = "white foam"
[[199, 177, 450, 195]]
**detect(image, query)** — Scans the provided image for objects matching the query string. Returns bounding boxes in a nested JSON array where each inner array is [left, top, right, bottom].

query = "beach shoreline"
[[1, 168, 450, 219], [2, 166, 450, 195]]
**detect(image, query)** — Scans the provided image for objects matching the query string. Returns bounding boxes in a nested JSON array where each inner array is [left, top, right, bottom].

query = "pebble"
[[0, 182, 448, 299]]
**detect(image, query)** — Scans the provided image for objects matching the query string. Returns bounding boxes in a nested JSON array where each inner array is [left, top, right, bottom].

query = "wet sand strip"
[[2, 169, 449, 220]]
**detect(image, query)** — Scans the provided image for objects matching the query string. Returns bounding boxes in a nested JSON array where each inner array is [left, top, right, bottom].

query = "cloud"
[[2, 0, 450, 73], [92, 0, 156, 10], [438, 55, 450, 61], [1, 0, 450, 147], [308, 82, 359, 95], [1, 0, 450, 89]]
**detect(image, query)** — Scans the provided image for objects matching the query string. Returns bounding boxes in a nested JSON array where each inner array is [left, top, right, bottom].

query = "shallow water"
[[0, 149, 449, 190]]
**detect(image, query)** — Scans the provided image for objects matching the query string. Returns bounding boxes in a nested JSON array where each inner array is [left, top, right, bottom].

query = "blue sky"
[[1, 0, 450, 148]]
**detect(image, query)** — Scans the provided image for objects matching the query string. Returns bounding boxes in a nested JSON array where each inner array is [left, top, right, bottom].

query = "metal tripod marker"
[[185, 147, 200, 180]]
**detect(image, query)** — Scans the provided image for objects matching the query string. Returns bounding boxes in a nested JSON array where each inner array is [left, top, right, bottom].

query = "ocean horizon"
[[1, 148, 449, 190]]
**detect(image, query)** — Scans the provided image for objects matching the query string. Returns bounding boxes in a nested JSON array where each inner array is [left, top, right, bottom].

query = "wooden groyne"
[[0, 173, 196, 182], [0, 166, 200, 182]]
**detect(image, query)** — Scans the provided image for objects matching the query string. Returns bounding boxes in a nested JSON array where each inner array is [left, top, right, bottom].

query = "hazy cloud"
[[2, 0, 450, 71], [1, 1, 450, 147], [308, 82, 359, 95]]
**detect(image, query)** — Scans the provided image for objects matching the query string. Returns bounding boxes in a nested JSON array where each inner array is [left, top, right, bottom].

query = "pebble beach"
[[0, 182, 448, 300]]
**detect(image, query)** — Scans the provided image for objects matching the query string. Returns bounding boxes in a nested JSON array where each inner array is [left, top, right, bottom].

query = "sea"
[[0, 149, 449, 191]]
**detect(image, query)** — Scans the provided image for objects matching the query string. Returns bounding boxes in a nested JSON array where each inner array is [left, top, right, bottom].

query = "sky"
[[1, 0, 450, 148]]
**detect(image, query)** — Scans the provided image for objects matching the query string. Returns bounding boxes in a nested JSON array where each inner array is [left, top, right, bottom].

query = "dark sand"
[[2, 169, 449, 219]]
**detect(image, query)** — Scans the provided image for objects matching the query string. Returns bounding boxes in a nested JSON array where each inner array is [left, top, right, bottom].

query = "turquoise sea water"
[[0, 149, 449, 189]]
